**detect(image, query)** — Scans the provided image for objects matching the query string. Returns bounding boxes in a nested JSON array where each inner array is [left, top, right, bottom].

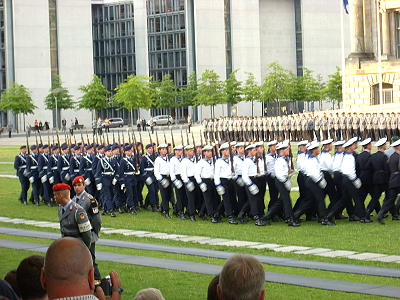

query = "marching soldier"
[[233, 142, 248, 223], [26, 145, 40, 206], [265, 140, 279, 218], [214, 142, 238, 224], [368, 138, 388, 217], [48, 145, 61, 186], [314, 115, 321, 141], [140, 144, 158, 211], [339, 112, 346, 140], [378, 113, 386, 139], [390, 112, 398, 139], [58, 144, 71, 186], [306, 114, 314, 141], [376, 139, 400, 224], [319, 139, 338, 207], [154, 143, 173, 218], [69, 145, 82, 183], [38, 144, 51, 206], [53, 182, 92, 252], [365, 113, 373, 140], [321, 114, 328, 140], [346, 112, 353, 139], [14, 145, 30, 205], [181, 145, 200, 221], [71, 176, 102, 280], [331, 140, 347, 219], [359, 113, 366, 139], [111, 145, 125, 214], [195, 145, 219, 222], [352, 112, 360, 138], [119, 145, 139, 214], [356, 138, 374, 219], [170, 145, 187, 219], [385, 113, 392, 141], [301, 114, 308, 141], [95, 145, 117, 217], [293, 140, 310, 217], [79, 144, 95, 197], [372, 112, 379, 140]]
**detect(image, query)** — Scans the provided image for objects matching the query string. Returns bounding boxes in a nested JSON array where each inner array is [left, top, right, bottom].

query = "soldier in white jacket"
[[169, 145, 187, 219], [154, 144, 173, 218]]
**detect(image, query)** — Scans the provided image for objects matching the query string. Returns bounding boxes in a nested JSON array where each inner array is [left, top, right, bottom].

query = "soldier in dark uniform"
[[79, 144, 95, 196], [140, 144, 158, 211], [69, 145, 82, 183], [38, 144, 52, 206], [95, 145, 117, 217], [48, 145, 61, 186], [58, 144, 72, 187], [135, 142, 145, 208], [111, 144, 125, 214], [376, 139, 400, 224], [71, 176, 102, 280], [53, 182, 93, 256], [26, 145, 41, 206], [92, 144, 105, 208], [14, 145, 30, 205], [119, 145, 139, 214]]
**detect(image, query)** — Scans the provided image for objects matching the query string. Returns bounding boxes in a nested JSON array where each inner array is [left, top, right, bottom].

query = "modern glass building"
[[0, 0, 6, 126]]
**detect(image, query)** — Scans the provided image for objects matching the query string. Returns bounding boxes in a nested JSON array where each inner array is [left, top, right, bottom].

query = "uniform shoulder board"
[[87, 193, 94, 199]]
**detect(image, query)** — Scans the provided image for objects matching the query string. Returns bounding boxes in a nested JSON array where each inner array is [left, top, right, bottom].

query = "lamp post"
[[51, 88, 63, 129]]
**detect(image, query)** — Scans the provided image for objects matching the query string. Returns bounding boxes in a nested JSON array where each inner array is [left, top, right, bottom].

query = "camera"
[[99, 275, 112, 297]]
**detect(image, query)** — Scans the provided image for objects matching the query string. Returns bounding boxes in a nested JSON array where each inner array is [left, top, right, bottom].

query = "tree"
[[152, 74, 178, 111], [180, 72, 198, 107], [113, 75, 153, 126], [261, 62, 295, 115], [0, 83, 36, 132], [193, 69, 224, 118], [45, 75, 74, 128], [78, 75, 110, 116], [224, 70, 242, 106], [324, 66, 342, 109], [242, 72, 261, 117]]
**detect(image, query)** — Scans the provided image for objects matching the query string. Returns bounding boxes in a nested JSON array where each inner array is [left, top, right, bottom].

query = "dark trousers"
[[173, 175, 187, 214], [267, 175, 279, 211], [322, 171, 338, 206], [367, 184, 385, 214], [275, 179, 294, 220], [220, 178, 237, 217], [145, 180, 158, 206], [158, 176, 173, 212], [293, 172, 310, 213], [202, 178, 218, 217], [245, 177, 263, 218], [113, 183, 125, 209], [234, 178, 248, 214], [257, 175, 267, 213], [42, 180, 51, 203], [377, 187, 400, 218], [185, 176, 199, 216], [342, 177, 366, 218], [18, 175, 30, 202], [125, 178, 138, 208], [305, 177, 327, 218], [90, 242, 101, 280], [31, 178, 40, 202], [102, 182, 114, 211]]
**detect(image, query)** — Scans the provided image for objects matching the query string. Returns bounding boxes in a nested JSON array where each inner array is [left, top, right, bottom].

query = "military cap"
[[359, 138, 372, 147], [20, 145, 26, 150], [30, 145, 37, 150], [111, 144, 119, 151], [97, 145, 104, 150], [85, 144, 93, 150], [276, 141, 289, 150], [391, 139, 400, 147], [51, 145, 58, 151], [321, 139, 333, 145], [38, 144, 43, 148], [255, 141, 264, 147], [307, 141, 320, 151], [157, 143, 168, 149], [104, 145, 112, 152], [145, 144, 153, 149], [74, 145, 80, 150], [70, 144, 76, 149], [333, 140, 345, 146], [375, 138, 387, 147], [219, 142, 229, 151], [184, 144, 194, 150], [245, 144, 256, 151], [343, 137, 358, 148], [202, 145, 213, 151], [174, 145, 184, 150], [236, 142, 245, 148], [72, 176, 85, 186], [53, 183, 71, 192], [230, 141, 237, 146], [267, 140, 278, 147], [124, 145, 132, 152], [298, 140, 308, 146], [61, 143, 68, 150], [195, 143, 203, 147]]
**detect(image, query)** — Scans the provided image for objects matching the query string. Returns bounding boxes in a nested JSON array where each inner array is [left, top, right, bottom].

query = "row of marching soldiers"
[[14, 136, 400, 225]]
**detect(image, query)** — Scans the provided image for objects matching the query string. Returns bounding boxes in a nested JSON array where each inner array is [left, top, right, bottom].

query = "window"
[[371, 83, 393, 105]]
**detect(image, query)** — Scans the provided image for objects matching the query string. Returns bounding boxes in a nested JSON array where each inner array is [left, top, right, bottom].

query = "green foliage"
[[78, 75, 110, 111], [261, 62, 294, 103], [290, 68, 325, 103], [180, 72, 198, 107], [0, 83, 36, 115], [242, 72, 261, 103], [193, 70, 224, 117], [325, 66, 343, 108], [152, 74, 178, 109], [44, 75, 74, 110], [223, 70, 242, 105], [113, 75, 153, 110]]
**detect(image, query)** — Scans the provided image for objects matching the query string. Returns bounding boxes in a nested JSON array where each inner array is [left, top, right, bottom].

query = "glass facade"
[[92, 3, 136, 121], [294, 0, 303, 77], [0, 0, 7, 126], [147, 0, 188, 119]]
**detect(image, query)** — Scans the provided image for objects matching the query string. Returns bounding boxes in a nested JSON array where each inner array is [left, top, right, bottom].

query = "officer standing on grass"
[[26, 145, 41, 206], [71, 176, 102, 280], [14, 145, 30, 205]]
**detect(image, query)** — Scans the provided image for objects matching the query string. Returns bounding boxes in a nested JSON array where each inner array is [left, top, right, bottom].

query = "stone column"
[[382, 11, 391, 57], [350, 0, 365, 54], [363, 0, 374, 55]]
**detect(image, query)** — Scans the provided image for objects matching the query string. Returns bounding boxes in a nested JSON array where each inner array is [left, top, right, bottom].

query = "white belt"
[[144, 168, 154, 171], [62, 167, 69, 171], [19, 166, 26, 169], [30, 166, 38, 169], [124, 172, 134, 175], [85, 168, 92, 171], [52, 167, 58, 170], [73, 169, 79, 172], [102, 172, 114, 175], [43, 166, 48, 169]]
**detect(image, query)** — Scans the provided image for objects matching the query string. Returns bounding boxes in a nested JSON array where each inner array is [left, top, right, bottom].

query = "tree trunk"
[[251, 100, 254, 117], [130, 109, 134, 128], [23, 114, 26, 132]]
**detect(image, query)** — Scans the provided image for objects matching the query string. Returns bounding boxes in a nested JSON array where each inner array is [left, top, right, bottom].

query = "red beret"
[[72, 176, 85, 186], [53, 183, 71, 192]]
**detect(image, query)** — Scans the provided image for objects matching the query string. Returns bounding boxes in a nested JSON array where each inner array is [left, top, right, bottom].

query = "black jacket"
[[370, 151, 389, 185]]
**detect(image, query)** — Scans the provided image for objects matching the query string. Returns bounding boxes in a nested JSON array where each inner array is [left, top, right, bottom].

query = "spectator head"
[[217, 254, 265, 300], [134, 288, 165, 300], [4, 270, 20, 297], [16, 255, 46, 300], [207, 274, 219, 300], [41, 237, 94, 299], [0, 280, 18, 300]]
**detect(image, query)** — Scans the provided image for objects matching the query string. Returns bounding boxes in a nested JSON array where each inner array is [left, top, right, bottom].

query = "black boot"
[[110, 211, 116, 217]]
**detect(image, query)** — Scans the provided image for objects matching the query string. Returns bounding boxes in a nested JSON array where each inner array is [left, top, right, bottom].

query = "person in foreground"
[[40, 237, 122, 300], [217, 254, 265, 300]]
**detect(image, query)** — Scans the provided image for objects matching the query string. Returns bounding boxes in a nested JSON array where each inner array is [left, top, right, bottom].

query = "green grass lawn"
[[0, 247, 393, 300]]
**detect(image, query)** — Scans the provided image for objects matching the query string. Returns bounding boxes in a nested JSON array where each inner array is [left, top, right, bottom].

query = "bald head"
[[44, 237, 92, 282]]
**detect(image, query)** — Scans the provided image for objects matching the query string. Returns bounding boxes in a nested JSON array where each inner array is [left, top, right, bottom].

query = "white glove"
[[174, 179, 183, 189], [49, 176, 54, 184], [145, 177, 153, 185], [216, 185, 225, 196], [200, 182, 207, 192], [29, 176, 34, 184], [161, 178, 170, 188], [23, 170, 29, 177], [84, 178, 91, 186], [284, 180, 292, 191], [236, 177, 245, 187], [121, 184, 125, 190], [186, 181, 195, 192], [41, 175, 47, 183], [248, 184, 259, 195], [353, 178, 362, 189], [64, 173, 71, 181], [112, 178, 117, 185], [318, 178, 327, 189], [96, 183, 103, 191]]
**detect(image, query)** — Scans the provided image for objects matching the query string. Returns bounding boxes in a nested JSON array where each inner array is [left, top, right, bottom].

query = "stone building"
[[344, 0, 400, 112]]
